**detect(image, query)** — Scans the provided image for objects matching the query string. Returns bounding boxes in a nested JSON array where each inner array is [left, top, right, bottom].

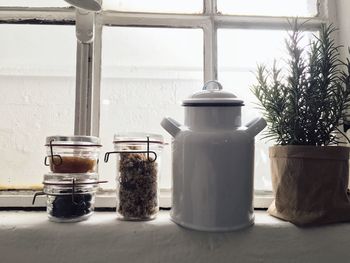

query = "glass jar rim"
[[43, 173, 99, 186], [43, 185, 97, 195], [113, 132, 164, 145], [45, 135, 102, 147]]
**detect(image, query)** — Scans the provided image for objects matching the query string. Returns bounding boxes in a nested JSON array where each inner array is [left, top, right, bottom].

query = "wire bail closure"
[[32, 179, 107, 205], [44, 139, 63, 167], [104, 136, 157, 163]]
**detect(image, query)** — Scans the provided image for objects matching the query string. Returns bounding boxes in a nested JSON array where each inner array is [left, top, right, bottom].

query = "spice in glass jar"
[[118, 152, 158, 219], [48, 191, 94, 220], [50, 156, 97, 173], [41, 173, 99, 222], [105, 133, 164, 221], [45, 136, 101, 174]]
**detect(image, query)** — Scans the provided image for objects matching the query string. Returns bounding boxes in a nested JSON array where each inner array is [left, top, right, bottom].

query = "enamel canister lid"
[[182, 80, 244, 107]]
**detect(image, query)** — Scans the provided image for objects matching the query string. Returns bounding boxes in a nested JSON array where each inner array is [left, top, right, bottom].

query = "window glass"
[[0, 25, 75, 189], [103, 0, 203, 14], [217, 0, 318, 17], [218, 29, 315, 191], [0, 0, 69, 7], [100, 27, 203, 189]]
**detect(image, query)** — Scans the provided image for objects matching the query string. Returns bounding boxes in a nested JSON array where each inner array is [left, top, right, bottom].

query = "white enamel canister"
[[161, 81, 266, 231]]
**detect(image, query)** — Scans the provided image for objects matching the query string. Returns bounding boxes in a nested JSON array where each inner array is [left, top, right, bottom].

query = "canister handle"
[[244, 117, 267, 137], [161, 117, 182, 137]]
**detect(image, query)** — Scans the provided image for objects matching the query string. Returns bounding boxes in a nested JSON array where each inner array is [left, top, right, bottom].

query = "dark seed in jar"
[[51, 191, 93, 219], [50, 156, 97, 173], [118, 152, 158, 219]]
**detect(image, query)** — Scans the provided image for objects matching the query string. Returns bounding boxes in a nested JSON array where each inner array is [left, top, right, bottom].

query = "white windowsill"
[[1, 210, 349, 263], [0, 189, 274, 209]]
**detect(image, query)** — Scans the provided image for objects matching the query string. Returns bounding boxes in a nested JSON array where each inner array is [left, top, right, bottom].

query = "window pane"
[[103, 0, 203, 14], [217, 0, 318, 17], [0, 25, 75, 189], [0, 0, 69, 7], [218, 29, 315, 191], [101, 27, 203, 189]]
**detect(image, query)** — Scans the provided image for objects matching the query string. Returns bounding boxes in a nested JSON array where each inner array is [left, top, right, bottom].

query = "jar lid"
[[182, 80, 244, 107], [43, 173, 99, 186], [113, 132, 164, 144], [45, 135, 102, 147]]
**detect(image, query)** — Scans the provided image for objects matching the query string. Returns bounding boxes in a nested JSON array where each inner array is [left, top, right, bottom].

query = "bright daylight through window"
[[0, 0, 327, 207]]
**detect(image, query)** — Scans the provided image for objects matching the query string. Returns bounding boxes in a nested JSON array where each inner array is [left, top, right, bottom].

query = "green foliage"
[[252, 21, 350, 146]]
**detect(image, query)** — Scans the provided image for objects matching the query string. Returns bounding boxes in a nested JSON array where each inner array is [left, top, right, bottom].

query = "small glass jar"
[[45, 136, 102, 173], [105, 133, 164, 221], [43, 173, 99, 222]]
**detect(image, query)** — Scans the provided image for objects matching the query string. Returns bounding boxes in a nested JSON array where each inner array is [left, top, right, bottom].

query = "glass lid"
[[45, 135, 101, 146], [43, 173, 99, 185], [182, 80, 244, 106], [113, 132, 164, 144]]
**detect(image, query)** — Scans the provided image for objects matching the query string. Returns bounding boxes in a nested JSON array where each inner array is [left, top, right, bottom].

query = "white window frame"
[[0, 0, 337, 208]]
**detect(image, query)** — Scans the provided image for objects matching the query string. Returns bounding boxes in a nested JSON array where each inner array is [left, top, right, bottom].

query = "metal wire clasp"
[[32, 179, 108, 205], [44, 139, 62, 167], [104, 136, 157, 163], [32, 191, 45, 205]]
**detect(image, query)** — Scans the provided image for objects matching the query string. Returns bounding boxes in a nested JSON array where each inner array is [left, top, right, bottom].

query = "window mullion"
[[203, 23, 217, 82], [74, 10, 95, 136], [215, 15, 324, 29], [203, 0, 218, 82], [74, 41, 93, 135], [91, 13, 103, 137], [204, 0, 214, 14], [317, 0, 329, 20], [102, 11, 208, 28]]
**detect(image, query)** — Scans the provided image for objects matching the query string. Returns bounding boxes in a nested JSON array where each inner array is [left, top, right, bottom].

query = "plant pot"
[[268, 145, 350, 226]]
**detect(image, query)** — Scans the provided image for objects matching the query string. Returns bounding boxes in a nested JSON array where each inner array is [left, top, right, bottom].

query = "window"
[[218, 29, 317, 191], [103, 0, 203, 14], [217, 0, 318, 16], [0, 0, 336, 208], [100, 27, 203, 190], [0, 24, 75, 189]]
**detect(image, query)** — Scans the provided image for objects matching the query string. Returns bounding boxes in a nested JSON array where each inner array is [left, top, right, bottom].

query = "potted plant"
[[252, 21, 350, 226]]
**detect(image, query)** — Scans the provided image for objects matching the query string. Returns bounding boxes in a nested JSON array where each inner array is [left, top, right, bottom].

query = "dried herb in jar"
[[49, 190, 93, 219], [118, 152, 158, 219]]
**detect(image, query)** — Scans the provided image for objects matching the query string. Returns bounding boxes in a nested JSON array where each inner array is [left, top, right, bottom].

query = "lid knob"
[[203, 80, 223, 91], [182, 80, 244, 106]]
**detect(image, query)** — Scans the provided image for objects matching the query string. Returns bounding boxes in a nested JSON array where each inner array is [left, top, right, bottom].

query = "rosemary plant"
[[252, 22, 350, 146]]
